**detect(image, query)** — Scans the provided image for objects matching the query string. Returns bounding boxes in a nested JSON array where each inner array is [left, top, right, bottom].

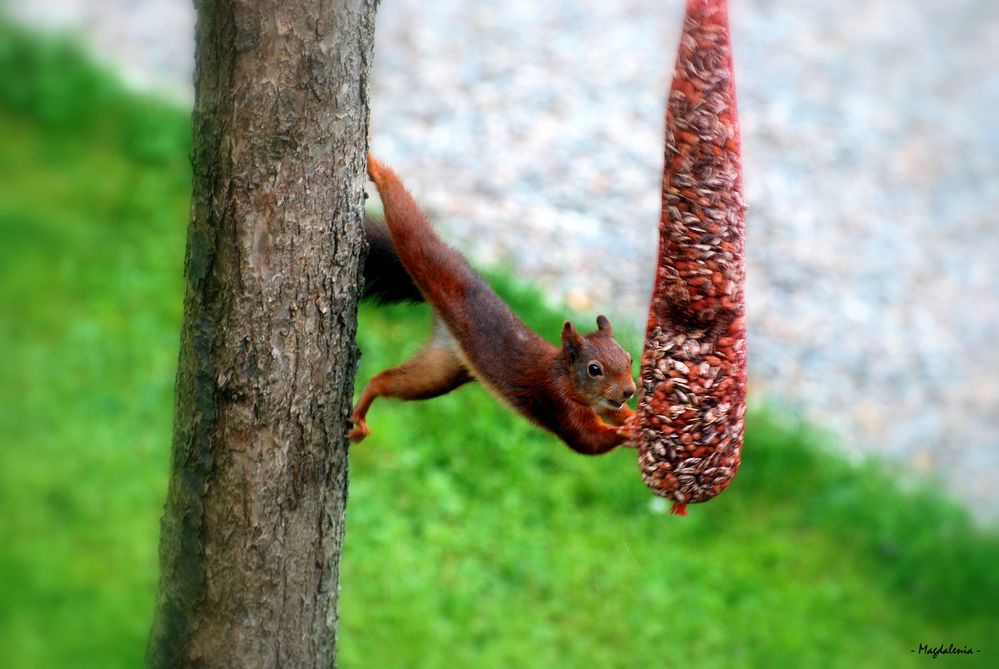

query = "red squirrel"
[[350, 155, 637, 455]]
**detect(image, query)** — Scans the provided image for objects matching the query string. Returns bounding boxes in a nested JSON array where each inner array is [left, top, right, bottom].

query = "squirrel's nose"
[[622, 386, 635, 401]]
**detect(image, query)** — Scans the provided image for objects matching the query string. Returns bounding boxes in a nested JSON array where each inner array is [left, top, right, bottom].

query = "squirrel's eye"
[[587, 363, 603, 377]]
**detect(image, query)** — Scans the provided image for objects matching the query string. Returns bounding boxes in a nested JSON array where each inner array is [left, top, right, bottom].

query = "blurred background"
[[1, 0, 997, 667]]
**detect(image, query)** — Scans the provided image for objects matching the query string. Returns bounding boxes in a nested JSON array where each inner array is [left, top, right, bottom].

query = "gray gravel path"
[[12, 0, 999, 520]]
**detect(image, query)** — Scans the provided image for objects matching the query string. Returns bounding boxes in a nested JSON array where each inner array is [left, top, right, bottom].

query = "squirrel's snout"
[[622, 386, 635, 401]]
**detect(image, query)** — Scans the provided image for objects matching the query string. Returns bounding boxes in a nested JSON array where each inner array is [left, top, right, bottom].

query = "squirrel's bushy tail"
[[362, 215, 424, 304], [365, 155, 486, 323]]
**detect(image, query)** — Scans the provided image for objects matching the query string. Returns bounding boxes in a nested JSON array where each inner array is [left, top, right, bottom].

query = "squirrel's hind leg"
[[349, 319, 473, 442]]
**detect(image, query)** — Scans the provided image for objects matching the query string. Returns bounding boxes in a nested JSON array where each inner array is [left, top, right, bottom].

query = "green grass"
[[1, 23, 997, 669]]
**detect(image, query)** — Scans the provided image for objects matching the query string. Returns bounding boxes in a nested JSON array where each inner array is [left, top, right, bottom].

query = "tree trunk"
[[147, 1, 377, 666]]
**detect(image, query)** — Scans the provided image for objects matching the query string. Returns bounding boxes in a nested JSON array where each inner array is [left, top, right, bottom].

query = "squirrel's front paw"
[[616, 416, 639, 447]]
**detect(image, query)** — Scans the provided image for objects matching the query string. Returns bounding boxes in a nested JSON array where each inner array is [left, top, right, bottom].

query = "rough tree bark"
[[147, 1, 377, 666]]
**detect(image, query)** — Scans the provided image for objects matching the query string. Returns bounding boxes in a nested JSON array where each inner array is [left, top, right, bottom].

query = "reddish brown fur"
[[352, 156, 637, 454]]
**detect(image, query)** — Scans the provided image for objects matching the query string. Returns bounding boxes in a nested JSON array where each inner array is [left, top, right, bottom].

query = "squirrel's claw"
[[348, 415, 371, 443], [617, 416, 639, 447], [366, 153, 383, 184]]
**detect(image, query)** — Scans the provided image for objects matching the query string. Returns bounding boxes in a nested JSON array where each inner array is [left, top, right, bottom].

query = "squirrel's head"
[[560, 315, 637, 418]]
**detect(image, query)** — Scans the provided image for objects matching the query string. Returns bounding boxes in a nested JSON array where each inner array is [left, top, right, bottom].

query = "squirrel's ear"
[[596, 314, 613, 336], [561, 321, 582, 361]]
